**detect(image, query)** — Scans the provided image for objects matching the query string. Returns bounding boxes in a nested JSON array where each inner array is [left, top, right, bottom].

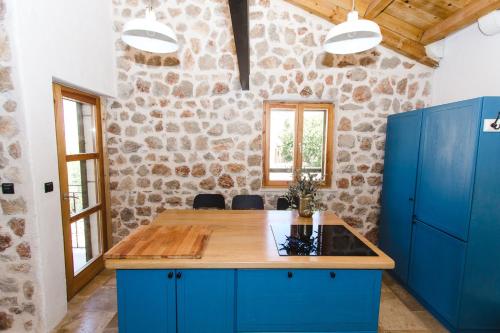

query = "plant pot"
[[298, 195, 314, 218]]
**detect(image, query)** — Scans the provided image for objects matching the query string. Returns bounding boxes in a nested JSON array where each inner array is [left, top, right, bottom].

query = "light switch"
[[2, 183, 14, 194], [44, 182, 54, 193]]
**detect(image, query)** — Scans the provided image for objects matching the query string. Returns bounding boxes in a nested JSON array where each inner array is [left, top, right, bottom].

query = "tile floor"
[[53, 270, 449, 333]]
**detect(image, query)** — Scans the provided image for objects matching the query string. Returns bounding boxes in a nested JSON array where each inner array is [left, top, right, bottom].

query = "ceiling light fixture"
[[121, 2, 178, 54], [324, 0, 382, 55]]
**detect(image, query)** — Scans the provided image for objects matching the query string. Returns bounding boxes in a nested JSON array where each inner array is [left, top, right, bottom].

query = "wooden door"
[[414, 99, 482, 241], [53, 83, 108, 299], [378, 110, 422, 283]]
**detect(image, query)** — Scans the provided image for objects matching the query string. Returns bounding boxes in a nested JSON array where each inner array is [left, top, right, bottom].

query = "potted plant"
[[283, 170, 323, 218]]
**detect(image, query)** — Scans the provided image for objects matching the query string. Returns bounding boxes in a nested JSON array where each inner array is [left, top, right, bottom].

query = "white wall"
[[8, 0, 116, 330], [433, 21, 500, 105]]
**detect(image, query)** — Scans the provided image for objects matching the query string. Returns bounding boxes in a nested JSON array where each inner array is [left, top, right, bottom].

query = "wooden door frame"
[[53, 83, 109, 299]]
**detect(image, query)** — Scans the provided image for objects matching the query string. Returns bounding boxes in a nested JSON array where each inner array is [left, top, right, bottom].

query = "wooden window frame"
[[262, 101, 334, 188]]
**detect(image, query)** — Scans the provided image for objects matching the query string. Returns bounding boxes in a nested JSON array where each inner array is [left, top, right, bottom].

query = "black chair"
[[276, 196, 299, 210], [276, 197, 290, 210], [193, 194, 226, 210], [231, 195, 264, 210]]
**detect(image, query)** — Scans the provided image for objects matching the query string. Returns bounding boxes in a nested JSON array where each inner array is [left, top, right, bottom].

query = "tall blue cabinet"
[[379, 97, 500, 333]]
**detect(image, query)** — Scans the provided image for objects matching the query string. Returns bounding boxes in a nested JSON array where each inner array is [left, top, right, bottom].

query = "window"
[[263, 101, 334, 187]]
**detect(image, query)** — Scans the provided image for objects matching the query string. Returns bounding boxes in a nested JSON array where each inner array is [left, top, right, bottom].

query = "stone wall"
[[0, 0, 38, 331], [107, 0, 433, 244]]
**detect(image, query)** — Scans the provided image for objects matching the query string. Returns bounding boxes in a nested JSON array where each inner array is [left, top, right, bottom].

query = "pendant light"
[[122, 2, 178, 54], [324, 0, 382, 54]]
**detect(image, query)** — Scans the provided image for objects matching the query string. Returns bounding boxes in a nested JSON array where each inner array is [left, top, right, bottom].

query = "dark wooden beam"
[[228, 0, 250, 90]]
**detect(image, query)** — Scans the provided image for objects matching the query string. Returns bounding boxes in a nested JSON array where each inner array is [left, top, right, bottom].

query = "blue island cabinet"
[[237, 269, 382, 333], [116, 268, 382, 333], [116, 269, 235, 333]]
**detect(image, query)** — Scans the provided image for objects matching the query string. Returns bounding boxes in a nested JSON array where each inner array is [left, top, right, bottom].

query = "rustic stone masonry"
[[108, 0, 433, 244], [0, 1, 37, 331]]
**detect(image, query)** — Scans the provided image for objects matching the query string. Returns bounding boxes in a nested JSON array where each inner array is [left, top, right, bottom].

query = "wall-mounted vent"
[[425, 40, 445, 62]]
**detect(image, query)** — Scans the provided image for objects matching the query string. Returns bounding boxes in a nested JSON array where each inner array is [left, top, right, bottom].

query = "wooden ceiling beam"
[[284, 0, 437, 67], [375, 12, 424, 41], [379, 27, 437, 67], [364, 0, 395, 19], [285, 0, 348, 25], [421, 0, 500, 44]]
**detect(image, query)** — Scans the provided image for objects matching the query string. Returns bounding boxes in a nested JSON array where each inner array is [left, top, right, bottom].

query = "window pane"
[[269, 109, 296, 181], [301, 110, 327, 179], [63, 98, 96, 155], [71, 211, 102, 275], [67, 160, 99, 215]]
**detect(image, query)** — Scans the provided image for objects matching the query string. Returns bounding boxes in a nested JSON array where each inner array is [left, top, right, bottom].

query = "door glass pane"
[[71, 212, 102, 275], [301, 110, 327, 179], [63, 98, 96, 155], [269, 109, 296, 181], [67, 160, 99, 215]]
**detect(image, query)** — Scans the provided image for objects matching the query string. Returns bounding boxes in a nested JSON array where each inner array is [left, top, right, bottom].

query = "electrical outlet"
[[483, 119, 500, 132]]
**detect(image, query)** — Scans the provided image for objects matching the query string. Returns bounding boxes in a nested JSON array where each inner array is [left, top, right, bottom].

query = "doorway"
[[53, 83, 108, 299]]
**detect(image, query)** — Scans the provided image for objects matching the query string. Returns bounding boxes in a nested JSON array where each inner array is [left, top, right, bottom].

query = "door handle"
[[409, 197, 414, 202], [176, 272, 182, 279], [287, 271, 293, 278], [63, 193, 78, 200], [330, 272, 336, 279], [168, 271, 174, 279]]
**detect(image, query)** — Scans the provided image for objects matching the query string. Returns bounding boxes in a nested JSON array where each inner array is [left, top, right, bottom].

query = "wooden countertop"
[[104, 210, 395, 270]]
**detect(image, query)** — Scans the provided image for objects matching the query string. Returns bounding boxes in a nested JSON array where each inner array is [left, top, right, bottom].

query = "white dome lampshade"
[[122, 8, 178, 54], [324, 11, 382, 54]]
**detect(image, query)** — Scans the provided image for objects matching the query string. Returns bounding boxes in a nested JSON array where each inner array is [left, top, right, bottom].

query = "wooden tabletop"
[[104, 210, 395, 270]]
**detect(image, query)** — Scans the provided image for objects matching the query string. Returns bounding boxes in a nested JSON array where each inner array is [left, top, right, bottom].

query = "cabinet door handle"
[[409, 197, 414, 202], [176, 272, 182, 279], [330, 272, 336, 279], [287, 271, 293, 278], [168, 271, 174, 279]]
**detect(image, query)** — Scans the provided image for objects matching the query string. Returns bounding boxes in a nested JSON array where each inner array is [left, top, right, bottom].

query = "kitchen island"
[[105, 210, 394, 333]]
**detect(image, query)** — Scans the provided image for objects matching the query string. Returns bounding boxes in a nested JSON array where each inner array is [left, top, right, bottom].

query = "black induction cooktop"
[[271, 224, 377, 256]]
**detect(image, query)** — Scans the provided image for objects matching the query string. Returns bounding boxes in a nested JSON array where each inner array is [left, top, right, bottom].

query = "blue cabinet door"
[[414, 99, 482, 240], [117, 270, 176, 333], [409, 221, 466, 327], [379, 110, 422, 283], [237, 269, 381, 332], [176, 269, 235, 333], [459, 97, 500, 330]]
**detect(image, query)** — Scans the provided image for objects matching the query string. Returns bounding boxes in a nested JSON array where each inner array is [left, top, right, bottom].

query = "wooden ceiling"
[[284, 0, 500, 67]]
